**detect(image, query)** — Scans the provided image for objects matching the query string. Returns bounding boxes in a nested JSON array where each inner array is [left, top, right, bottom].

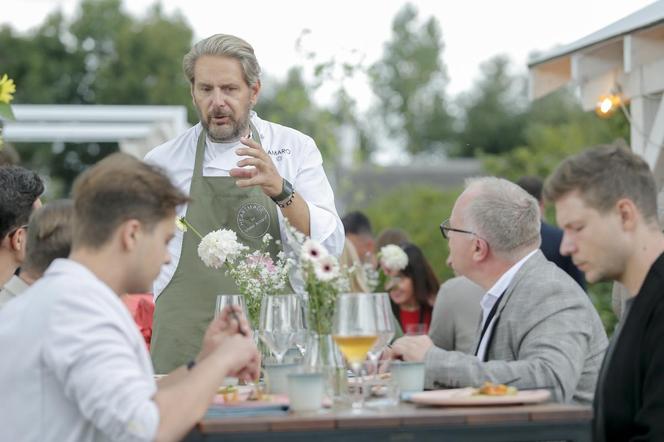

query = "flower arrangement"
[[0, 74, 17, 147], [283, 221, 349, 335], [366, 244, 409, 292], [176, 216, 292, 325]]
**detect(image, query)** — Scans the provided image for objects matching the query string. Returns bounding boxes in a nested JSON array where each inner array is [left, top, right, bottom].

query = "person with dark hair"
[[0, 200, 73, 308], [516, 175, 586, 290], [545, 144, 664, 441], [387, 242, 439, 334], [0, 166, 44, 286], [145, 33, 344, 373], [342, 211, 375, 263], [0, 153, 260, 442]]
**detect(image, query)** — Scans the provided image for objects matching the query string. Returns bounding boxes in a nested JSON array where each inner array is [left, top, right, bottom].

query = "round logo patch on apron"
[[237, 202, 271, 238]]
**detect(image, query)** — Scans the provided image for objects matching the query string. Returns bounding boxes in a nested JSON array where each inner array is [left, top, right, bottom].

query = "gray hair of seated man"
[[463, 176, 541, 259]]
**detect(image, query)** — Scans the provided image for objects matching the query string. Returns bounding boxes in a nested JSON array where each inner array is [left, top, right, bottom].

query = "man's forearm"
[[279, 193, 310, 236], [153, 356, 230, 442]]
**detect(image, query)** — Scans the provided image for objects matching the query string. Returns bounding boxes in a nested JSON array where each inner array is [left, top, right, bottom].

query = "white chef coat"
[[0, 259, 159, 442], [144, 112, 345, 299], [476, 249, 538, 361]]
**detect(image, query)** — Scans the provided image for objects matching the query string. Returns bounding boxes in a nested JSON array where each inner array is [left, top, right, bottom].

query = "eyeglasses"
[[5, 224, 29, 239], [439, 218, 476, 240]]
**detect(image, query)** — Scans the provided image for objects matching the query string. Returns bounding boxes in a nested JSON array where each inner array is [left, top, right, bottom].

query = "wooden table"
[[185, 402, 592, 442]]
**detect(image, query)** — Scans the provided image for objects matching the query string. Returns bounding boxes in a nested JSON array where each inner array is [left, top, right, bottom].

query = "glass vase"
[[304, 333, 347, 405]]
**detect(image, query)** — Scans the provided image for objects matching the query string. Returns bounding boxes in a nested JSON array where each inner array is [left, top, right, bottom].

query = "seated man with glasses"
[[390, 177, 607, 404], [0, 166, 44, 288]]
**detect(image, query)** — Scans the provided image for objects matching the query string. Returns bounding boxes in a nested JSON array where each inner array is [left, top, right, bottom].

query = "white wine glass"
[[291, 293, 309, 358], [366, 293, 395, 379], [259, 294, 298, 364], [215, 294, 248, 320], [332, 293, 379, 410]]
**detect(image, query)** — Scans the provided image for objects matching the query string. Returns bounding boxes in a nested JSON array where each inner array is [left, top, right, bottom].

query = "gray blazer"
[[424, 250, 608, 405], [429, 277, 483, 354]]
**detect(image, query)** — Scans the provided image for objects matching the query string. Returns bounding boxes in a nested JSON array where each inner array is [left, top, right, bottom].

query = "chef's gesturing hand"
[[230, 135, 282, 197]]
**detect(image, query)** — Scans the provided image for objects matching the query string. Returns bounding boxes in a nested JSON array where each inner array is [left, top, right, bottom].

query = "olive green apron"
[[151, 124, 283, 373]]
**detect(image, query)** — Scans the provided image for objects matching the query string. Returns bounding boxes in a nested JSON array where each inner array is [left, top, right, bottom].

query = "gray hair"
[[183, 34, 261, 87], [463, 177, 541, 258]]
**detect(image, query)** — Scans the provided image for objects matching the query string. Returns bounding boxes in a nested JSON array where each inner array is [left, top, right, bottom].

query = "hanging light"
[[595, 94, 622, 118]]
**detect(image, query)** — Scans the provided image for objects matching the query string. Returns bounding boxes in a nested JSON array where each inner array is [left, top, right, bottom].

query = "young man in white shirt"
[[145, 33, 344, 372], [0, 153, 260, 442]]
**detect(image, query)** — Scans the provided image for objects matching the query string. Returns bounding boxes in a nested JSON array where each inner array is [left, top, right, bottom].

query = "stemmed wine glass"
[[332, 293, 379, 410], [291, 293, 309, 358], [215, 294, 249, 320], [366, 293, 395, 381], [259, 294, 300, 364]]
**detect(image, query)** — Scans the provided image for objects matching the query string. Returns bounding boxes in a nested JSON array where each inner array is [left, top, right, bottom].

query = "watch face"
[[236, 202, 271, 239]]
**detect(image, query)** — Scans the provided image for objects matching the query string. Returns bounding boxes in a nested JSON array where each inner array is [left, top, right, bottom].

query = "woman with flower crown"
[[385, 243, 439, 334]]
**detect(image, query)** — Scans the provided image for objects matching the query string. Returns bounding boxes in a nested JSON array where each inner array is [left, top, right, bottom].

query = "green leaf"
[[0, 104, 15, 121]]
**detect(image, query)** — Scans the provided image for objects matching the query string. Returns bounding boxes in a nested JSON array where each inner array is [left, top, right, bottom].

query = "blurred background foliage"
[[0, 0, 628, 332]]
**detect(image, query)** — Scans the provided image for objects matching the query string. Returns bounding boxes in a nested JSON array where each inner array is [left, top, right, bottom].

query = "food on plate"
[[474, 381, 517, 396], [218, 385, 239, 402]]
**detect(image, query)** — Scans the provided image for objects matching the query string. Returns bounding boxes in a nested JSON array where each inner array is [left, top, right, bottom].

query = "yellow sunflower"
[[0, 74, 16, 104]]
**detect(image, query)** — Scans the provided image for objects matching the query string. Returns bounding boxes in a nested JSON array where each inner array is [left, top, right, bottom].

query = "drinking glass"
[[367, 293, 395, 363], [366, 293, 395, 394], [332, 293, 379, 410], [291, 293, 309, 358], [215, 294, 248, 320], [404, 323, 428, 336], [259, 294, 300, 364]]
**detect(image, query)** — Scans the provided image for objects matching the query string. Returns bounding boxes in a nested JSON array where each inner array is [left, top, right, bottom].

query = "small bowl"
[[390, 361, 425, 393]]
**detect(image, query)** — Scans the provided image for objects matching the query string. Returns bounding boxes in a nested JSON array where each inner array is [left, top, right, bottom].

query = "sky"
[[2, 0, 656, 110]]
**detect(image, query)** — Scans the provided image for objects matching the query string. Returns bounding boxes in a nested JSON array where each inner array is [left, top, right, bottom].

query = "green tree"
[[455, 55, 527, 157], [0, 12, 86, 104], [255, 67, 339, 160], [0, 0, 195, 194], [369, 3, 455, 156], [88, 2, 193, 112], [362, 185, 461, 283], [481, 88, 629, 180]]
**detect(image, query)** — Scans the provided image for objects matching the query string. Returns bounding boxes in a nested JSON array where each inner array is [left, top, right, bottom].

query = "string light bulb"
[[595, 94, 622, 118]]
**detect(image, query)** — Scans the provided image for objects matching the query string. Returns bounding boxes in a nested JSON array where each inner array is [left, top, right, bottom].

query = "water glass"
[[288, 372, 325, 412], [259, 294, 301, 364]]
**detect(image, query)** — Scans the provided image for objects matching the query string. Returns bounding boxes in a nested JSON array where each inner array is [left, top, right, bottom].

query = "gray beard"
[[205, 119, 249, 143], [195, 105, 250, 143]]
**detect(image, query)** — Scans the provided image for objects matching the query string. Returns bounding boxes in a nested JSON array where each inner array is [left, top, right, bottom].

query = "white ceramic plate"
[[409, 387, 551, 406]]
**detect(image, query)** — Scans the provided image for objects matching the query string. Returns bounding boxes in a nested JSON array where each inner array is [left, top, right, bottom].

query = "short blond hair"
[[72, 153, 189, 249]]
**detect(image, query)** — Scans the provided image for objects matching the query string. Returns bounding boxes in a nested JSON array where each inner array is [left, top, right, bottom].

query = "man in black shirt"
[[516, 175, 586, 290], [545, 144, 664, 441]]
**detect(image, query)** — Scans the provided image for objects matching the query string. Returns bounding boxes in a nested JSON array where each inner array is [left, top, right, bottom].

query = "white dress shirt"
[[144, 112, 345, 299], [476, 249, 538, 361], [0, 259, 158, 442]]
